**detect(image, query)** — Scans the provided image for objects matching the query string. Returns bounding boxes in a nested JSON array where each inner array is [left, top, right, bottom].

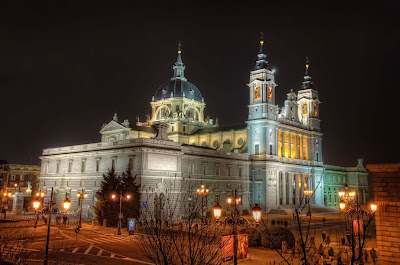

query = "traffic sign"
[[75, 228, 80, 233]]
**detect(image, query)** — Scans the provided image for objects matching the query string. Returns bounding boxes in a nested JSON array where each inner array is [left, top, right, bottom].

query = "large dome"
[[154, 79, 202, 101]]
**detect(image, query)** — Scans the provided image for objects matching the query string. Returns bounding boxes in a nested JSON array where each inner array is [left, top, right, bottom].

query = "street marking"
[[97, 249, 103, 256], [84, 245, 93, 254], [111, 253, 115, 258], [71, 247, 79, 253]]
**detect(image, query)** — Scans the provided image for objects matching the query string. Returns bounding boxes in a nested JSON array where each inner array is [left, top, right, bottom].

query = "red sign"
[[221, 234, 249, 261], [353, 219, 364, 235]]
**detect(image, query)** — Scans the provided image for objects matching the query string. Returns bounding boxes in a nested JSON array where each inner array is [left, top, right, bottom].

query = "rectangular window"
[[238, 167, 242, 177], [254, 144, 259, 155], [238, 184, 242, 190], [20, 175, 24, 181], [227, 166, 231, 177], [56, 161, 60, 173], [96, 159, 100, 172], [203, 165, 206, 175], [316, 152, 319, 161], [45, 162, 49, 173], [11, 175, 15, 180], [183, 126, 186, 133], [188, 163, 194, 175], [129, 156, 134, 171], [172, 125, 174, 132], [81, 159, 86, 173], [112, 159, 116, 170], [68, 160, 72, 173], [215, 193, 220, 204], [269, 145, 272, 155], [216, 164, 220, 176]]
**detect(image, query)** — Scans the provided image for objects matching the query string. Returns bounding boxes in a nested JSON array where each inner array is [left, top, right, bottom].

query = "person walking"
[[326, 235, 331, 246], [341, 237, 346, 247], [322, 230, 326, 243], [370, 248, 377, 264], [328, 247, 334, 258]]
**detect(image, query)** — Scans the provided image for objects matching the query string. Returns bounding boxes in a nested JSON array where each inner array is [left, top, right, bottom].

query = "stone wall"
[[367, 163, 400, 264]]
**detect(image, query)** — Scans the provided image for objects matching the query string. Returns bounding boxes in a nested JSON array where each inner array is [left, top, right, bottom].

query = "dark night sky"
[[0, 1, 399, 166]]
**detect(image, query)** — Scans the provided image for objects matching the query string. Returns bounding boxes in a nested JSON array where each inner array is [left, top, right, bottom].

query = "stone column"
[[281, 131, 285, 157], [295, 173, 300, 206], [300, 174, 305, 206], [282, 172, 287, 205], [295, 134, 298, 159], [276, 171, 280, 208], [288, 173, 294, 205]]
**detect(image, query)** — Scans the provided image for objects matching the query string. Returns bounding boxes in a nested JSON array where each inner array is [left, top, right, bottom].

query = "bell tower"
[[247, 34, 279, 156]]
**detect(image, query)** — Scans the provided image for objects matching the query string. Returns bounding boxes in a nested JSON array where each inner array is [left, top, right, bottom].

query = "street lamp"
[[63, 198, 71, 211], [213, 189, 261, 265], [304, 188, 313, 216], [111, 191, 131, 235], [33, 197, 41, 228], [197, 184, 209, 223], [77, 189, 88, 228], [338, 184, 377, 265]]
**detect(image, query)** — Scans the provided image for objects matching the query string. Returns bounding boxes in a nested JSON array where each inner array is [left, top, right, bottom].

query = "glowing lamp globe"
[[77, 192, 81, 198], [338, 191, 345, 197], [126, 195, 131, 200], [41, 192, 45, 197], [83, 193, 88, 198], [370, 202, 377, 212], [226, 197, 232, 205], [349, 191, 356, 199], [33, 198, 41, 210], [111, 194, 116, 199], [213, 203, 222, 220], [63, 198, 71, 210], [339, 200, 346, 211], [252, 204, 262, 223], [3, 192, 7, 196]]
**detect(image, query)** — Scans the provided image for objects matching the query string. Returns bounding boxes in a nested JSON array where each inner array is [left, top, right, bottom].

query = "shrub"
[[261, 227, 295, 249], [240, 228, 261, 247]]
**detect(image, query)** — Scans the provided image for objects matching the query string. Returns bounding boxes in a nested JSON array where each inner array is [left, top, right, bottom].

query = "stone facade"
[[0, 162, 40, 209], [367, 163, 400, 264]]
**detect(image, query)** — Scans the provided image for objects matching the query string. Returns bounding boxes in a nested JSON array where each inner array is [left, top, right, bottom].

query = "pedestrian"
[[328, 247, 334, 257], [62, 214, 68, 225], [310, 236, 315, 248], [318, 244, 324, 256], [341, 237, 346, 247], [322, 230, 326, 243], [326, 235, 331, 246], [364, 250, 369, 263], [370, 248, 377, 264]]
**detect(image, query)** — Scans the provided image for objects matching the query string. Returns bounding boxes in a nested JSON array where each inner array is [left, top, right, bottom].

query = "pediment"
[[100, 120, 130, 134]]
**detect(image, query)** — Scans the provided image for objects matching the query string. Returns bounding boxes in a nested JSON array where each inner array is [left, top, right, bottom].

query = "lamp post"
[[43, 188, 71, 265], [77, 189, 88, 228], [338, 184, 377, 265], [213, 189, 262, 265], [33, 197, 41, 228], [111, 191, 131, 235], [196, 184, 209, 223], [304, 188, 313, 216]]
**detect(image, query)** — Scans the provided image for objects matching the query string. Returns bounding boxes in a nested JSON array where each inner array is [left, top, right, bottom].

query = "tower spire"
[[302, 56, 314, 89], [254, 32, 271, 71], [171, 41, 187, 81]]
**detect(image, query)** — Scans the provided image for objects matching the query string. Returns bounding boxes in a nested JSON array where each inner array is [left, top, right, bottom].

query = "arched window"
[[268, 86, 272, 100], [302, 104, 308, 115], [254, 86, 260, 100], [314, 104, 317, 116]]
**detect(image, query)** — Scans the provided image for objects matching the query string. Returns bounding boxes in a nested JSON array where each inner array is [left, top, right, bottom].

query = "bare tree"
[[133, 176, 228, 265]]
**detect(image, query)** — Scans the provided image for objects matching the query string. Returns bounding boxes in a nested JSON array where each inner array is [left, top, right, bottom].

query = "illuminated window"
[[278, 130, 283, 157], [268, 86, 272, 100], [303, 136, 308, 160], [290, 133, 296, 159], [284, 132, 290, 158], [297, 135, 302, 159], [254, 86, 260, 100], [302, 104, 308, 115], [314, 104, 317, 116]]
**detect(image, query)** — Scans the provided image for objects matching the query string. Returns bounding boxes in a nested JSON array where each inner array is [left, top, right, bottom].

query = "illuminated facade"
[[39, 41, 368, 217]]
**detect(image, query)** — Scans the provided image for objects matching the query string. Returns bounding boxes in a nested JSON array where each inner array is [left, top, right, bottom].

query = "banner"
[[353, 219, 364, 235], [221, 234, 249, 261]]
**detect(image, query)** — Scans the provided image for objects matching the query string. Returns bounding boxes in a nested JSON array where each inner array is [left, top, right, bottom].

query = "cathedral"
[[39, 40, 369, 218]]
